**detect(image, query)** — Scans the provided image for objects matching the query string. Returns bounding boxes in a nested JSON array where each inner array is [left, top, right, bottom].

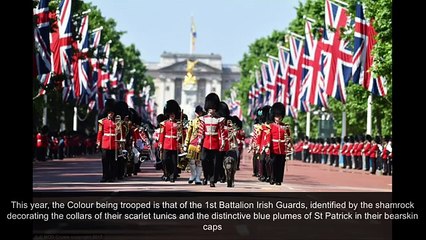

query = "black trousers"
[[201, 148, 219, 182], [270, 153, 286, 183], [101, 149, 116, 181], [163, 150, 178, 179]]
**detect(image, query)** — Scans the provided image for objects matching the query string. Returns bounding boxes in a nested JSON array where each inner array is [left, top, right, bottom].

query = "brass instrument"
[[177, 109, 189, 170], [283, 124, 294, 172], [115, 115, 126, 161]]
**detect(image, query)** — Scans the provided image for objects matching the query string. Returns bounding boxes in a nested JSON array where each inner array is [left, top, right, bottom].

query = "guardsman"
[[154, 114, 167, 174], [183, 105, 205, 185], [198, 93, 224, 187], [382, 135, 392, 176], [368, 136, 381, 175], [250, 108, 262, 177], [363, 135, 372, 171], [36, 125, 49, 161], [158, 100, 181, 182], [259, 105, 271, 182], [266, 102, 292, 185], [114, 101, 131, 180], [96, 108, 118, 182], [233, 116, 245, 170], [216, 101, 230, 183]]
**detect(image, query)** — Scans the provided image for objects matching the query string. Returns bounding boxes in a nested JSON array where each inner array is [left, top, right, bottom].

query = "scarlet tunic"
[[97, 118, 118, 150], [268, 123, 291, 155], [198, 114, 224, 150], [36, 133, 49, 148], [158, 120, 179, 150]]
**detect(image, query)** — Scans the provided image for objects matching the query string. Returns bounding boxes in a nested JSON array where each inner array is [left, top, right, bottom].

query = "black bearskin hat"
[[359, 135, 365, 142], [231, 115, 243, 129], [41, 125, 49, 134], [374, 135, 381, 143], [114, 101, 130, 119], [99, 98, 116, 119], [217, 101, 230, 119], [261, 105, 271, 123], [156, 114, 167, 126], [195, 105, 204, 115], [271, 102, 286, 119], [343, 136, 349, 143], [128, 108, 140, 124], [163, 99, 181, 117], [384, 135, 391, 142], [204, 93, 220, 110], [335, 137, 341, 144], [330, 137, 336, 144], [349, 135, 355, 143], [365, 134, 372, 142]]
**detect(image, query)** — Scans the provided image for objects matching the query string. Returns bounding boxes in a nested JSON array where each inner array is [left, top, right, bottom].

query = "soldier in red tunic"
[[215, 101, 230, 183], [259, 105, 271, 182], [266, 102, 292, 185], [232, 116, 245, 170], [96, 109, 118, 182], [250, 108, 262, 177], [158, 100, 181, 182], [198, 93, 224, 187], [36, 125, 49, 161]]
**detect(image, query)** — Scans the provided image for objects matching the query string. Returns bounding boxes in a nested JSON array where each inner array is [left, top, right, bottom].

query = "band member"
[[259, 105, 271, 182], [198, 93, 224, 187], [158, 100, 181, 182], [154, 114, 167, 174], [184, 105, 205, 185], [250, 108, 262, 177], [233, 116, 245, 170], [114, 101, 131, 180], [382, 135, 392, 176], [266, 102, 292, 185], [96, 105, 118, 182], [216, 101, 230, 183]]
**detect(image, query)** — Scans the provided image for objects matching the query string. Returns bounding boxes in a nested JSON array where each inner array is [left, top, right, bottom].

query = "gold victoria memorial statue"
[[183, 59, 198, 85]]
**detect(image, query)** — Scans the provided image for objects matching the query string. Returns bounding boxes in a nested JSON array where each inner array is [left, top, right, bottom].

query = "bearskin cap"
[[156, 114, 167, 125], [271, 102, 286, 118], [99, 98, 116, 119], [359, 134, 365, 142], [349, 135, 355, 143], [114, 101, 130, 119], [41, 125, 49, 134], [304, 135, 310, 141], [384, 135, 391, 142], [204, 92, 220, 110], [195, 105, 204, 115], [366, 134, 372, 141], [330, 137, 336, 143], [128, 108, 139, 124], [231, 115, 243, 129], [163, 99, 181, 117], [374, 135, 381, 143], [343, 136, 349, 142], [261, 105, 271, 123], [217, 101, 230, 118], [335, 137, 341, 144]]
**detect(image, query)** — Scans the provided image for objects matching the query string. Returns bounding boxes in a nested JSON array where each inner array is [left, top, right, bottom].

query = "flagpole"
[[306, 110, 311, 137], [341, 106, 347, 138], [366, 93, 372, 134], [42, 95, 47, 126], [73, 107, 78, 131]]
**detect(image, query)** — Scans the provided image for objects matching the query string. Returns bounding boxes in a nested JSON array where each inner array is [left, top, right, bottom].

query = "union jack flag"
[[287, 35, 307, 112], [278, 46, 290, 106], [50, 0, 73, 76], [352, 3, 387, 96], [33, 0, 51, 76], [302, 20, 329, 108], [260, 62, 273, 106], [322, 0, 353, 103]]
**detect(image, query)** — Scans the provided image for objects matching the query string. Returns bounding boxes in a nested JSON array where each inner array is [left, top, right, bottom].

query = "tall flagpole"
[[306, 111, 311, 137], [341, 107, 347, 138], [366, 94, 372, 134], [190, 16, 195, 54], [73, 107, 78, 131], [42, 95, 47, 126]]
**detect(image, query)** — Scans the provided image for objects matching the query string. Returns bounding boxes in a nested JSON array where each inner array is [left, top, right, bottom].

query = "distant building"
[[145, 52, 240, 119]]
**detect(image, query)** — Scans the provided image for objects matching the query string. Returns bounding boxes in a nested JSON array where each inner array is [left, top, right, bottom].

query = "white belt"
[[105, 133, 116, 136], [165, 135, 177, 138], [272, 139, 285, 143], [205, 132, 218, 136]]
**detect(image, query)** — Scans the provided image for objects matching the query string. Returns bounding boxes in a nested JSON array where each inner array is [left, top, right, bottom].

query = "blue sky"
[[87, 0, 303, 64]]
